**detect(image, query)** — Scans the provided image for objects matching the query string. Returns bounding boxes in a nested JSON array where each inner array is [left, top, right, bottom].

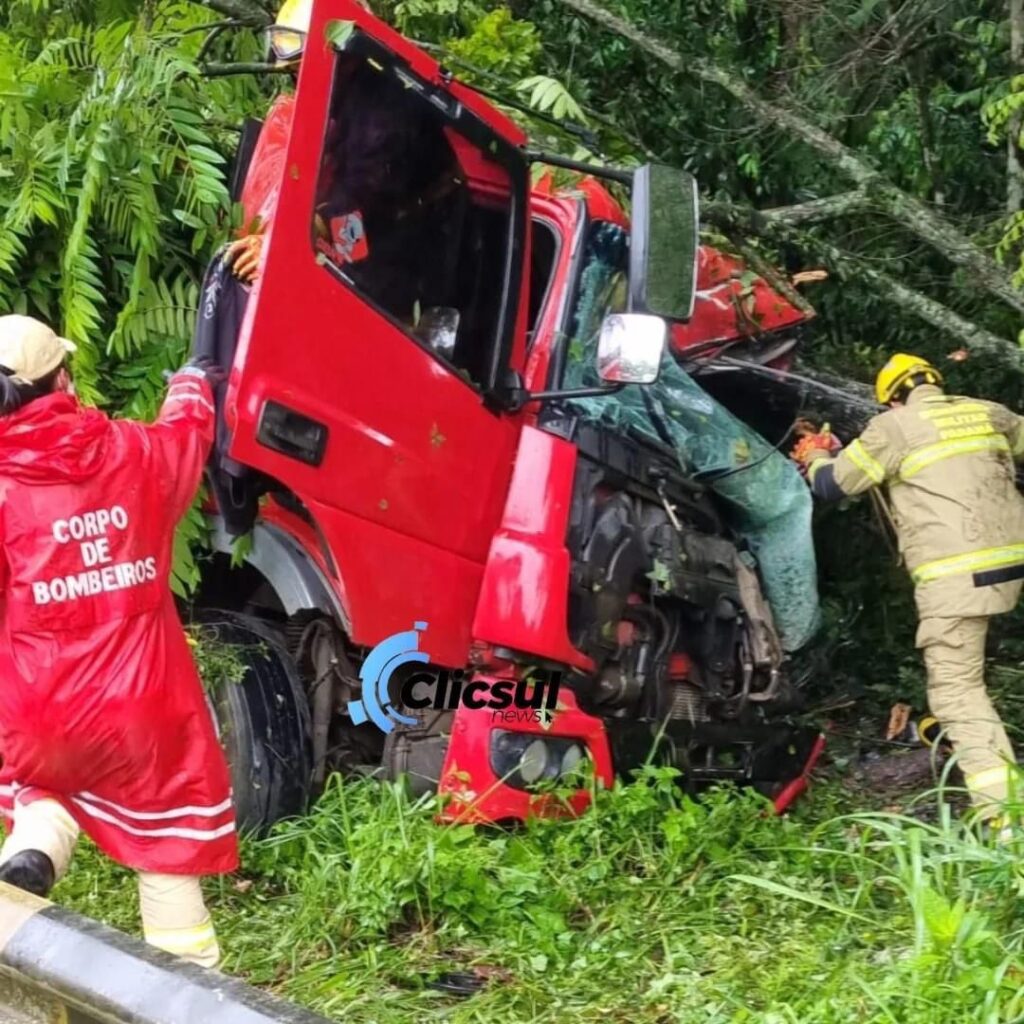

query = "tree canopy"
[[2, 0, 1024, 599]]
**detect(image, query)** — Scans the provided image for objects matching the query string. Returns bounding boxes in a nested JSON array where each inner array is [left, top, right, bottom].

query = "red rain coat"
[[0, 371, 238, 875]]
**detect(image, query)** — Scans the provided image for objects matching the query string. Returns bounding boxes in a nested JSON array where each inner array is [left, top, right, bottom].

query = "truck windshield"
[[565, 222, 628, 365], [562, 220, 821, 651]]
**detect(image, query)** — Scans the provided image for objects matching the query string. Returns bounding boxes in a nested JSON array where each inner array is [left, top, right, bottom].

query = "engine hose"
[[624, 603, 674, 664]]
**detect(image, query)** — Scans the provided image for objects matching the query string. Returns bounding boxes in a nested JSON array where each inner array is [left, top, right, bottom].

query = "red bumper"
[[437, 678, 827, 823], [437, 687, 614, 824]]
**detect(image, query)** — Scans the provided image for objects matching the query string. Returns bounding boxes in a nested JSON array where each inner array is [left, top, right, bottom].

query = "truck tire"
[[192, 609, 312, 832]]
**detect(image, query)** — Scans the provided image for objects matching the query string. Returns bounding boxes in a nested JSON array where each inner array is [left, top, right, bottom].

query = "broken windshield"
[[561, 220, 821, 650]]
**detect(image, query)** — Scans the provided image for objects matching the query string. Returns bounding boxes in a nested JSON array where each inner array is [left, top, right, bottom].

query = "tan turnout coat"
[[810, 385, 1024, 618]]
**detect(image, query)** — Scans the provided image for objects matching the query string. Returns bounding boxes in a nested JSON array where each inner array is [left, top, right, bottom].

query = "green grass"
[[56, 768, 1024, 1024]]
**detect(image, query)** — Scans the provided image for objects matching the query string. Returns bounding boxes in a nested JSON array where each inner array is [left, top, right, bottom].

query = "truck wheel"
[[192, 609, 312, 832]]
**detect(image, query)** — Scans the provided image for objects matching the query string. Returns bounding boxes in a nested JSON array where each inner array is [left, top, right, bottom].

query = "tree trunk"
[[202, 61, 293, 77], [1009, 0, 1024, 214], [912, 76, 945, 206], [702, 201, 1022, 366], [763, 191, 870, 224], [554, 0, 1024, 320], [200, 0, 270, 27]]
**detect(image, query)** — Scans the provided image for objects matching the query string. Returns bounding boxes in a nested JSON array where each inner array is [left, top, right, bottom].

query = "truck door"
[[226, 1, 531, 661]]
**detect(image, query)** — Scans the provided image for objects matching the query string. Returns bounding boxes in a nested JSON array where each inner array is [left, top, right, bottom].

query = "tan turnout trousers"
[[917, 617, 1017, 812], [0, 797, 220, 966], [809, 385, 1024, 816]]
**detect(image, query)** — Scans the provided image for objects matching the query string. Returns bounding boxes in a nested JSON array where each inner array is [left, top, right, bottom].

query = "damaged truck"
[[192, 0, 828, 829]]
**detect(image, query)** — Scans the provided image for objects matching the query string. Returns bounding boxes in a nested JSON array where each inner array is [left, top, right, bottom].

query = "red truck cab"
[[196, 0, 824, 830]]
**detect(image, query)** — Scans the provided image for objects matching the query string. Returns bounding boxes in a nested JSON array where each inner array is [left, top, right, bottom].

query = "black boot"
[[0, 850, 55, 897]]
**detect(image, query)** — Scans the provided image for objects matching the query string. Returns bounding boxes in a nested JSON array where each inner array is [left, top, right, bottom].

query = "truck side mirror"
[[596, 313, 666, 385], [629, 164, 699, 322]]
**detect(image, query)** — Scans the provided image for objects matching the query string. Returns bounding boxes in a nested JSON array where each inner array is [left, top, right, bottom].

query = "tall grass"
[[56, 768, 1024, 1023]]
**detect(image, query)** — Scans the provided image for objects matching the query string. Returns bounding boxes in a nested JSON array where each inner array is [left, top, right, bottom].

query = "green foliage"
[[187, 622, 252, 691], [324, 18, 357, 49], [19, 3, 1024, 1019], [0, 4, 255, 399], [0, 0, 272, 583], [445, 7, 540, 79], [515, 74, 585, 122], [57, 770, 1024, 1022], [171, 493, 209, 597]]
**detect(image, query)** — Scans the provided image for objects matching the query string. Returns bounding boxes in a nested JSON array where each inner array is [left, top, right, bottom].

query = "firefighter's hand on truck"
[[182, 356, 227, 387], [226, 234, 263, 283], [789, 421, 842, 476]]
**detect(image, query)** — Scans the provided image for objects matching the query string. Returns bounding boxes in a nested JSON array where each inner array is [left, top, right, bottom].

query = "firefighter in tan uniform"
[[793, 353, 1024, 817]]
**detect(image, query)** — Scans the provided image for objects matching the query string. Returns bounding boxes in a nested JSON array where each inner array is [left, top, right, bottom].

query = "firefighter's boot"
[[0, 849, 55, 897]]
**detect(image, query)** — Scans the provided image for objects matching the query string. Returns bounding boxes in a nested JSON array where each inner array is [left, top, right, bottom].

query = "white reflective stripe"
[[164, 393, 215, 415], [965, 765, 1012, 792], [174, 367, 208, 381], [77, 792, 233, 821], [899, 435, 1009, 480], [167, 380, 207, 399], [72, 799, 236, 841], [845, 439, 885, 484]]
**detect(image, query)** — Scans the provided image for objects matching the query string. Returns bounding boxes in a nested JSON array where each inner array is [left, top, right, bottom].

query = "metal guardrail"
[[0, 882, 332, 1024]]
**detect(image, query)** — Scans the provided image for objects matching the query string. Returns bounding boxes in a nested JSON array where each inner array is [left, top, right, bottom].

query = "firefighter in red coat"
[[0, 314, 236, 968]]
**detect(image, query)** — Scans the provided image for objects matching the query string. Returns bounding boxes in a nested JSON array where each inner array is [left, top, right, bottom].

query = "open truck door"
[[223, 0, 532, 660]]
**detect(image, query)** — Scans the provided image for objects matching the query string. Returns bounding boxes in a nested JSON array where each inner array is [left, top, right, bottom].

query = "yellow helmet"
[[268, 0, 312, 63], [875, 353, 943, 404]]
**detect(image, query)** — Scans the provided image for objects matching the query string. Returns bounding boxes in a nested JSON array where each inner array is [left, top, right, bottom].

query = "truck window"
[[565, 221, 628, 374], [527, 219, 558, 341], [312, 51, 514, 390]]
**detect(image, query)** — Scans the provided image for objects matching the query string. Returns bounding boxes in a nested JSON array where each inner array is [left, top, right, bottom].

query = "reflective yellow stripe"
[[145, 921, 218, 953], [919, 401, 990, 419], [899, 435, 1009, 480], [965, 765, 1012, 793], [145, 925, 217, 954], [937, 423, 994, 440], [845, 439, 885, 484], [911, 544, 1024, 584]]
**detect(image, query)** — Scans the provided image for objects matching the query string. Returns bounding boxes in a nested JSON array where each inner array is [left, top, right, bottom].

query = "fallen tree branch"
[[555, 0, 1024, 321], [199, 0, 271, 27], [761, 191, 872, 225], [702, 202, 1022, 365], [722, 235, 815, 316], [861, 266, 1022, 365], [196, 21, 243, 63], [202, 61, 294, 77]]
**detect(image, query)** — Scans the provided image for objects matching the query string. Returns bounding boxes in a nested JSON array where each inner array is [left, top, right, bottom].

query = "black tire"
[[192, 609, 312, 832]]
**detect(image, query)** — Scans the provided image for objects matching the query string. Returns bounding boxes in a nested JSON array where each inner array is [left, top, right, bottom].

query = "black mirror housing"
[[629, 164, 699, 322]]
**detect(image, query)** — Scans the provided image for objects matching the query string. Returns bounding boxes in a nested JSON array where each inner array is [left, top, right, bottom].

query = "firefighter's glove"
[[180, 356, 227, 387], [226, 234, 263, 284], [790, 422, 842, 477]]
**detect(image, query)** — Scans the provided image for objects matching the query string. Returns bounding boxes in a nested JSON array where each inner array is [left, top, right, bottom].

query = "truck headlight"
[[519, 739, 550, 784], [490, 731, 589, 790], [560, 743, 585, 776]]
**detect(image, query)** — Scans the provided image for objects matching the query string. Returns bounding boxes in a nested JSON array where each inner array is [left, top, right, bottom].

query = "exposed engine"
[[563, 433, 797, 735]]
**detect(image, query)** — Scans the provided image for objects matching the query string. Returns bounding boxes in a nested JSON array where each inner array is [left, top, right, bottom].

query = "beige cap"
[[0, 315, 76, 385]]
